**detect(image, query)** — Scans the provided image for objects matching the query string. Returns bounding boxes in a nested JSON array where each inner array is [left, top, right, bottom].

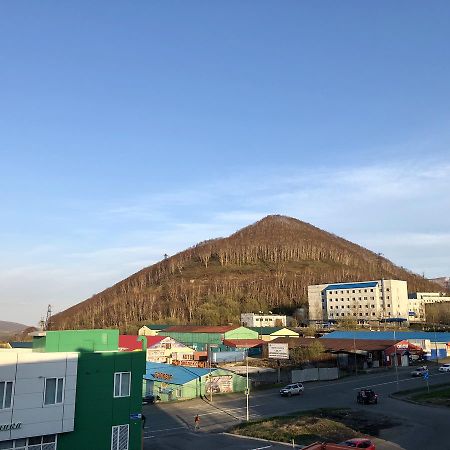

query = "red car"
[[340, 438, 376, 449]]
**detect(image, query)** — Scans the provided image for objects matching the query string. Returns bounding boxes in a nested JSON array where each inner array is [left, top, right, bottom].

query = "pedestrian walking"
[[194, 414, 200, 431]]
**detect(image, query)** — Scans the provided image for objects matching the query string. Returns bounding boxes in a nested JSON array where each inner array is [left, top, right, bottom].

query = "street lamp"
[[246, 353, 249, 421]]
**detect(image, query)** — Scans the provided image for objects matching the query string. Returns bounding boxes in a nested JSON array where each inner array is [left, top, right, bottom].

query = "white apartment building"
[[308, 279, 409, 323], [0, 349, 77, 448], [408, 292, 450, 323], [241, 313, 287, 327]]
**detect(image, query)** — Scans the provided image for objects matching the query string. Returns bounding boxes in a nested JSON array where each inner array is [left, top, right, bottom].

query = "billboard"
[[268, 342, 289, 359], [205, 375, 233, 393]]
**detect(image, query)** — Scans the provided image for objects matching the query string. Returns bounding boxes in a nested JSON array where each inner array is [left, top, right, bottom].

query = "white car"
[[439, 363, 450, 372], [280, 383, 304, 397]]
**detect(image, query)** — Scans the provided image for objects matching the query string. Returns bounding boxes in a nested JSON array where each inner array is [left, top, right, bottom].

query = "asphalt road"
[[143, 366, 450, 450]]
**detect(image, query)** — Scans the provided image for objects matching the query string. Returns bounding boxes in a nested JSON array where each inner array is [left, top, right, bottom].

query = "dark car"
[[340, 438, 376, 449], [142, 394, 160, 404], [357, 389, 378, 404]]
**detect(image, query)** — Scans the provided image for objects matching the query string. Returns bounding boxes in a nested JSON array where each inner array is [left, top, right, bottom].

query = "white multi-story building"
[[408, 292, 450, 322], [241, 313, 287, 327], [308, 279, 409, 323], [0, 349, 77, 448]]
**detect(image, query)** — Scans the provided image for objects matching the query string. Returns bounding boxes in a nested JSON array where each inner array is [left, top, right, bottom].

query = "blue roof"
[[323, 331, 450, 343], [144, 362, 211, 385], [9, 341, 32, 348], [325, 282, 378, 290]]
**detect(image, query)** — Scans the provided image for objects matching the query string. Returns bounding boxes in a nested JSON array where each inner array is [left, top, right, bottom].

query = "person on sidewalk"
[[194, 414, 200, 431]]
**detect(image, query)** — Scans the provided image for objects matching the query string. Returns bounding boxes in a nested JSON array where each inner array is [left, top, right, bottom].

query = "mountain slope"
[[52, 215, 443, 331], [0, 320, 29, 334]]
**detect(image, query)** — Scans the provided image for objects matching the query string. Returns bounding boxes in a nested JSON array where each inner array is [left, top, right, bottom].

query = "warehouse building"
[[0, 329, 145, 450], [159, 325, 258, 351], [322, 330, 450, 360]]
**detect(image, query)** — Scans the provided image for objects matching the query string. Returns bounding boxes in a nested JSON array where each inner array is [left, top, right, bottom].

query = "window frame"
[[113, 372, 131, 398], [43, 377, 64, 406], [0, 380, 14, 410], [111, 424, 129, 450]]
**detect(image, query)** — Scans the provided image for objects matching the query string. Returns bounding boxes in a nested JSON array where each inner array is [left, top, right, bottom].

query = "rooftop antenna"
[[44, 304, 52, 331], [377, 253, 384, 280]]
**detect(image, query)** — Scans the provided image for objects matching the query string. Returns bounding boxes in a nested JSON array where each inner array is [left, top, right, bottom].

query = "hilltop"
[[52, 215, 442, 331]]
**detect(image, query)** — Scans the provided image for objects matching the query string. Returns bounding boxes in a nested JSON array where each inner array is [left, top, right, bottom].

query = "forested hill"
[[52, 215, 442, 332]]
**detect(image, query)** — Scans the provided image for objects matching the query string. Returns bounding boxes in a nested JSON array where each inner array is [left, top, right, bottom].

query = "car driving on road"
[[411, 366, 428, 377], [439, 363, 450, 372], [279, 382, 304, 397], [356, 388, 378, 404]]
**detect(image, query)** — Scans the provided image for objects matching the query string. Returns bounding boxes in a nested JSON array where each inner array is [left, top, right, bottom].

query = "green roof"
[[250, 327, 286, 335]]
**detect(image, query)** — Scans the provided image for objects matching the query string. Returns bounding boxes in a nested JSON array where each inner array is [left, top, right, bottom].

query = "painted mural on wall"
[[205, 375, 233, 394]]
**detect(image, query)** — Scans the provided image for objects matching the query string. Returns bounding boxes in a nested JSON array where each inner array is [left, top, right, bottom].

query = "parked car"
[[340, 438, 375, 449], [439, 363, 450, 373], [142, 394, 160, 404], [411, 366, 428, 377], [279, 383, 304, 397], [356, 389, 378, 405]]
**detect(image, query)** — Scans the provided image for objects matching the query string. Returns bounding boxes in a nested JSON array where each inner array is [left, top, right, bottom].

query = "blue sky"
[[1, 1, 449, 325]]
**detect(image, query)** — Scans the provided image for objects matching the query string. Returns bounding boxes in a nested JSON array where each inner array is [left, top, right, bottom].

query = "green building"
[[159, 325, 258, 351], [0, 329, 145, 450], [144, 362, 247, 402]]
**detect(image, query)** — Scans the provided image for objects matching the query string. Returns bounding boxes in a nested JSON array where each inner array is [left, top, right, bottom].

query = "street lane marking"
[[353, 372, 447, 390], [250, 446, 272, 450]]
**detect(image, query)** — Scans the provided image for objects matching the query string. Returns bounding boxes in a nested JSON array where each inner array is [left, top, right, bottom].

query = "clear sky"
[[1, 1, 449, 325]]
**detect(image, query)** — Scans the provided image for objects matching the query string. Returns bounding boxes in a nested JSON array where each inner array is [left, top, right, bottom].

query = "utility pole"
[[393, 329, 399, 389], [208, 344, 213, 403], [246, 353, 249, 421]]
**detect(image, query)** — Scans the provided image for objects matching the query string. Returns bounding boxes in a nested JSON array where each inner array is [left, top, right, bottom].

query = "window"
[[0, 381, 13, 409], [114, 372, 131, 398], [44, 378, 64, 405], [330, 306, 333, 309], [175, 388, 182, 398], [111, 424, 129, 450], [1, 435, 57, 450]]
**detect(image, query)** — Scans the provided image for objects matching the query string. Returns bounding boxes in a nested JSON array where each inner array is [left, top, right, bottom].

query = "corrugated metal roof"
[[144, 362, 211, 385], [223, 339, 264, 348], [119, 335, 165, 351], [249, 327, 283, 334], [325, 282, 378, 290], [8, 341, 32, 349], [319, 338, 400, 352], [322, 330, 450, 343], [163, 325, 239, 333]]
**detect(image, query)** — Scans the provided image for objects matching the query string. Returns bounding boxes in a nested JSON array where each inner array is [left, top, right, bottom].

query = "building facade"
[[0, 329, 145, 450], [308, 280, 409, 323], [241, 313, 287, 327], [144, 362, 246, 402], [408, 292, 450, 323]]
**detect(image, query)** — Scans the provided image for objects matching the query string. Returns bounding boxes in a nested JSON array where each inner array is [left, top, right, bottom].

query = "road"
[[143, 367, 450, 449]]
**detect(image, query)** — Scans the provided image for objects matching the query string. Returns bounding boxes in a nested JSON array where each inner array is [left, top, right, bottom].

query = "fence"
[[291, 367, 339, 383]]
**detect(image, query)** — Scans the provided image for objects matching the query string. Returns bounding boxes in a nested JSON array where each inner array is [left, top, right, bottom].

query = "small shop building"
[[144, 362, 246, 402], [119, 334, 195, 364], [138, 324, 171, 336], [249, 327, 299, 341]]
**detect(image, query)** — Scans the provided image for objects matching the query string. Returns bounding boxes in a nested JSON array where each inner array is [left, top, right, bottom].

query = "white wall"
[[0, 351, 78, 442]]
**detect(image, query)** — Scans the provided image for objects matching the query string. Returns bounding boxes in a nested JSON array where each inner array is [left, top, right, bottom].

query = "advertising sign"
[[205, 375, 233, 394], [268, 343, 289, 359]]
